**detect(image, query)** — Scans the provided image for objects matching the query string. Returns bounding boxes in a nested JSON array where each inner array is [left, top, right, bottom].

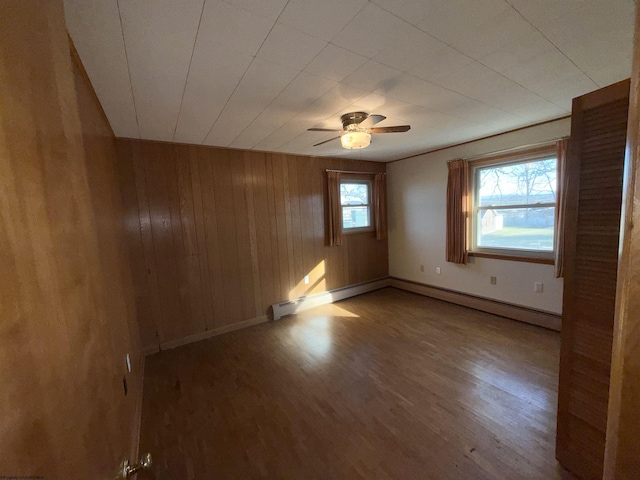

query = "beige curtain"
[[446, 159, 469, 264], [555, 138, 569, 277], [374, 173, 387, 240], [327, 171, 342, 246]]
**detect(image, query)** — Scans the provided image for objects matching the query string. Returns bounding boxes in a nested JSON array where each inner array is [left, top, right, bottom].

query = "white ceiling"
[[64, 0, 635, 162]]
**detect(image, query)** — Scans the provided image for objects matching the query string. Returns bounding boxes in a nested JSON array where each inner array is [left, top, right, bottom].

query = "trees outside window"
[[340, 181, 372, 231], [472, 155, 557, 256]]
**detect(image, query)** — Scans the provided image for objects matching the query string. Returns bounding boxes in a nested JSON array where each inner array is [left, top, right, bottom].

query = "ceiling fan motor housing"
[[341, 111, 369, 130]]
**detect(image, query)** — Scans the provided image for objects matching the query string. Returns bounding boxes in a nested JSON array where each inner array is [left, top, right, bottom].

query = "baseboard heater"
[[389, 277, 561, 331], [271, 278, 391, 320]]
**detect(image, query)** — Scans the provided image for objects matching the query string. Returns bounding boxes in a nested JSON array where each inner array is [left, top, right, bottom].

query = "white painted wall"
[[387, 118, 571, 314]]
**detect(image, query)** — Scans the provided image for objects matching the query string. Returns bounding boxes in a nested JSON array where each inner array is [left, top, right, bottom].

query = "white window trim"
[[340, 179, 374, 233], [470, 149, 557, 261]]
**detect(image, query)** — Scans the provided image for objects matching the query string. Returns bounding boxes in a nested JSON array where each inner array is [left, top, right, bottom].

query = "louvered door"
[[556, 79, 630, 479]]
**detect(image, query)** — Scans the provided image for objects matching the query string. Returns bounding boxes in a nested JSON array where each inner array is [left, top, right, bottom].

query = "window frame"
[[339, 177, 374, 234], [469, 146, 558, 263]]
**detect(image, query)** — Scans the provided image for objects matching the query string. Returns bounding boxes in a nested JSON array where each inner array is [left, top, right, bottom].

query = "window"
[[471, 150, 557, 260], [340, 180, 372, 231]]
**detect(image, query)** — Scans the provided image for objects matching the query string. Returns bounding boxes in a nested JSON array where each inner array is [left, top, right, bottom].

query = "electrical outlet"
[[435, 267, 441, 275], [490, 276, 497, 285], [304, 275, 310, 285], [534, 282, 544, 293], [419, 265, 425, 272]]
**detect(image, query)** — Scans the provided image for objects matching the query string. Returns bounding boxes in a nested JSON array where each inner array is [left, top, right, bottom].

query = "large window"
[[340, 180, 372, 231], [471, 151, 557, 259]]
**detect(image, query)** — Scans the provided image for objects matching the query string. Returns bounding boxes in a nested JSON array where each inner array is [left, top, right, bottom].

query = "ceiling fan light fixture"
[[341, 131, 371, 149]]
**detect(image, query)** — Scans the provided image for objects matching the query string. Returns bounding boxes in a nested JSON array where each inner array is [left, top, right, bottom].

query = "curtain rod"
[[326, 169, 386, 175], [457, 137, 569, 162]]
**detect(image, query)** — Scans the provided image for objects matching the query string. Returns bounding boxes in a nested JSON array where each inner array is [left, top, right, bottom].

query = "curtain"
[[555, 138, 569, 277], [327, 171, 342, 246], [374, 173, 387, 240], [446, 159, 469, 264]]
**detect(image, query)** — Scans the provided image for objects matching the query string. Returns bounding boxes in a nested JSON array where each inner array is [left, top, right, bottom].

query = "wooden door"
[[557, 79, 630, 479]]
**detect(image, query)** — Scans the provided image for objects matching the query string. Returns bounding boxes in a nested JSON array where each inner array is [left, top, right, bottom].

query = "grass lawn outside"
[[479, 227, 554, 250]]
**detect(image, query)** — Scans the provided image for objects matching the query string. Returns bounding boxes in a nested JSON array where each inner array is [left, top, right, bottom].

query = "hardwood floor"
[[140, 288, 568, 479]]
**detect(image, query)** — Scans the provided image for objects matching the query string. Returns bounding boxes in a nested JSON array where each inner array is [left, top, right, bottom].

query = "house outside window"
[[340, 180, 373, 232], [470, 148, 557, 261]]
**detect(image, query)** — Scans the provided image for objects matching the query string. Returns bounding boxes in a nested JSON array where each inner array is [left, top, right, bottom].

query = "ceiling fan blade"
[[313, 136, 342, 147], [358, 114, 386, 129], [369, 125, 411, 134], [308, 128, 342, 132]]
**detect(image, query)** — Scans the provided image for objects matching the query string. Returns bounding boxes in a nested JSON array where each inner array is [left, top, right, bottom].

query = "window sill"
[[343, 227, 375, 235], [468, 251, 555, 265]]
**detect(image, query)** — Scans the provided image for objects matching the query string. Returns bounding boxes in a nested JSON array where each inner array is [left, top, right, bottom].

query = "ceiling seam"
[[323, 0, 371, 47], [503, 0, 600, 87], [245, 0, 372, 151], [322, 37, 547, 127], [171, 0, 207, 143], [200, 0, 292, 145], [227, 72, 314, 150], [116, 0, 141, 138], [209, 0, 371, 149], [371, 2, 571, 114], [228, 32, 346, 149]]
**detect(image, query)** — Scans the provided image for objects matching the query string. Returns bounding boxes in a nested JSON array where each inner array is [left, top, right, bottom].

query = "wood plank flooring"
[[140, 288, 569, 479]]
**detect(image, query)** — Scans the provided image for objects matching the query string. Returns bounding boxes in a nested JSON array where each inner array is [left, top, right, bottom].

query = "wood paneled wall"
[[0, 2, 141, 478], [117, 140, 389, 351]]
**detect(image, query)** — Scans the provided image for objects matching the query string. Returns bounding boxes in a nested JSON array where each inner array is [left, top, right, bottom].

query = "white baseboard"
[[271, 277, 391, 320], [389, 277, 561, 331]]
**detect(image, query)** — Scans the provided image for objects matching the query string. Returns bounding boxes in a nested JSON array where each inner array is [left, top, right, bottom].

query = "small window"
[[471, 152, 557, 259], [340, 180, 372, 231]]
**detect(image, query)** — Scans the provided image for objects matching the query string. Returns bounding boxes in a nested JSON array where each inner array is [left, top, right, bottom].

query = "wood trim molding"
[[144, 316, 269, 355], [389, 277, 561, 331], [142, 344, 161, 356], [468, 143, 557, 167], [468, 252, 555, 265], [388, 116, 571, 164]]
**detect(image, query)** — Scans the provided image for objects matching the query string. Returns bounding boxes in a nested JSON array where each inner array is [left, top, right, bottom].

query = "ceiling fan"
[[308, 112, 411, 149]]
